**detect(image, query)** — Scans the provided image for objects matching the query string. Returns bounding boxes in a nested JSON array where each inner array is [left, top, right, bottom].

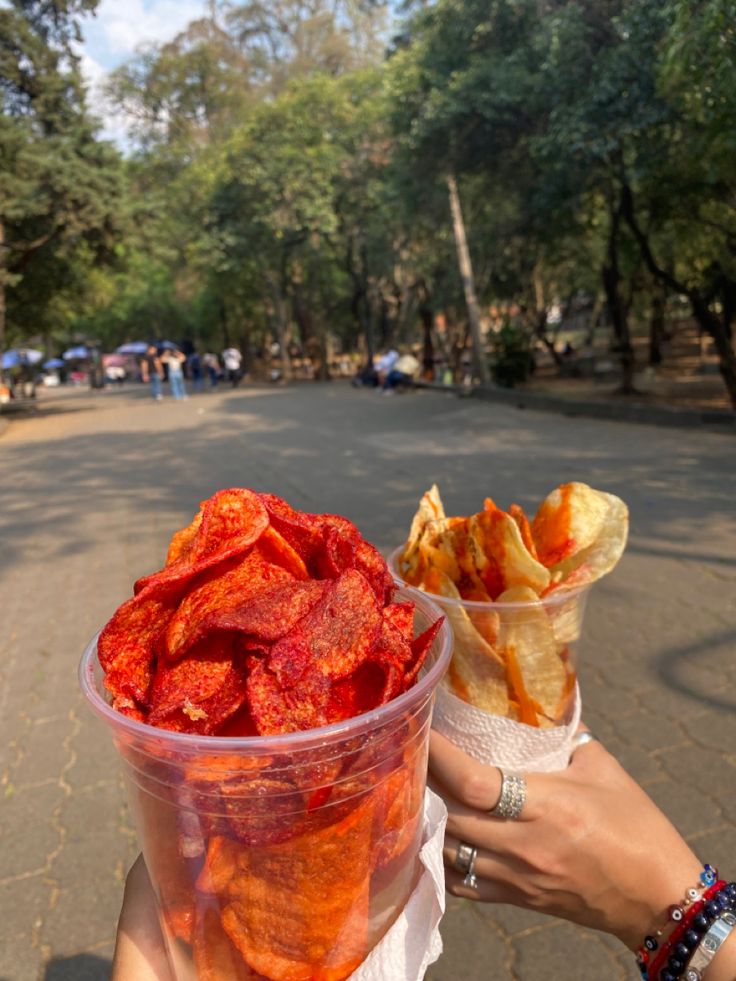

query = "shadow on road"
[[655, 625, 736, 714], [43, 953, 111, 980]]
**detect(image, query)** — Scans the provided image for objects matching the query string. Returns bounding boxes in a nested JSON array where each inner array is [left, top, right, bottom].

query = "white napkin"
[[433, 682, 582, 772], [349, 788, 447, 981]]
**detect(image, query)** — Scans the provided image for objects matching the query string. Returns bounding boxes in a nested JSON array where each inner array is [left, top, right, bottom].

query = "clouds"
[[78, 0, 208, 146], [81, 0, 208, 68]]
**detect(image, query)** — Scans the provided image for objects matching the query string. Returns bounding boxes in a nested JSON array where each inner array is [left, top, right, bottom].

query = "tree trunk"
[[620, 182, 736, 409], [419, 302, 434, 381], [690, 295, 736, 408], [267, 272, 292, 381], [220, 299, 230, 348], [648, 284, 666, 366], [530, 265, 561, 367], [446, 173, 490, 384], [602, 193, 636, 393], [0, 218, 6, 355]]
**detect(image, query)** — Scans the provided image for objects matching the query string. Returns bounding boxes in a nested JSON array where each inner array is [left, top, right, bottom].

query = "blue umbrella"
[[43, 358, 65, 370], [63, 345, 91, 360], [158, 340, 179, 351], [116, 341, 149, 355], [1, 348, 43, 369]]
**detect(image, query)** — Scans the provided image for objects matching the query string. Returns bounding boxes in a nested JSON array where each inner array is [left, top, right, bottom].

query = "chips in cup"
[[397, 482, 628, 726], [97, 489, 444, 981]]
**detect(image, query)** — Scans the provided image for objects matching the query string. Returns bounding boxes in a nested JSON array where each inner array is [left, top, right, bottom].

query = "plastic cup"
[[388, 547, 589, 727], [79, 588, 451, 981]]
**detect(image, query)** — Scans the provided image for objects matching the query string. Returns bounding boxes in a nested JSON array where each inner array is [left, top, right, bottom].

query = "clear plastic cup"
[[79, 588, 451, 981], [388, 547, 589, 727]]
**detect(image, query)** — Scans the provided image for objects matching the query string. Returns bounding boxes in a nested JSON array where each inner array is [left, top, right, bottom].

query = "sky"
[[78, 0, 210, 143]]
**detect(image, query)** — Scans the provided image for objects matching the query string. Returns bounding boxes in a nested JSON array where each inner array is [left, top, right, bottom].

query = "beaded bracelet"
[[640, 881, 724, 980], [637, 866, 719, 976], [684, 909, 736, 980], [649, 882, 736, 981]]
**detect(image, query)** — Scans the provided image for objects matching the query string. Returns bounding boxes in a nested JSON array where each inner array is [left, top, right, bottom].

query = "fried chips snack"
[[397, 482, 628, 726], [97, 489, 446, 981]]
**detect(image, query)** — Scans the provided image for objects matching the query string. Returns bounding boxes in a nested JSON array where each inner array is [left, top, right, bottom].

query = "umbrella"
[[116, 341, 149, 355], [157, 340, 179, 351], [63, 345, 91, 360], [1, 348, 43, 369], [43, 358, 65, 370]]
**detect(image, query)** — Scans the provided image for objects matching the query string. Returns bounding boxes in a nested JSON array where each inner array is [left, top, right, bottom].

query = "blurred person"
[[382, 350, 420, 394], [203, 352, 219, 389], [222, 346, 243, 387], [187, 350, 203, 392], [162, 348, 187, 401], [140, 344, 164, 401]]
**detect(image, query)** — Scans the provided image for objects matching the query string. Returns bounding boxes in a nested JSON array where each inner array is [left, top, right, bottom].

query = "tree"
[[0, 0, 122, 351]]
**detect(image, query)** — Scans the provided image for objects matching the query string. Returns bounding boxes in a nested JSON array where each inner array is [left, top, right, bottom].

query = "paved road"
[[1, 382, 734, 981]]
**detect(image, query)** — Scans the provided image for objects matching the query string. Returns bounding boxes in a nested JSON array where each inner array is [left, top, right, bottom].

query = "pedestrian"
[[222, 346, 243, 387], [381, 350, 420, 394], [162, 348, 187, 401], [203, 352, 219, 389], [187, 350, 203, 392], [140, 344, 164, 401]]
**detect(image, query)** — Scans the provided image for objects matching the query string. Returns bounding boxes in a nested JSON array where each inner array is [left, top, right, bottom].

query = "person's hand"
[[112, 855, 173, 981], [429, 729, 703, 950]]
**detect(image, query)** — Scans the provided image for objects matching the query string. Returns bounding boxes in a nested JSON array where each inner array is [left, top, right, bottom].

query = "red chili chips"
[[99, 488, 439, 735]]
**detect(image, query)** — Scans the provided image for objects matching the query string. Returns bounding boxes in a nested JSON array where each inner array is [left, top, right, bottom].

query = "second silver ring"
[[454, 841, 479, 889]]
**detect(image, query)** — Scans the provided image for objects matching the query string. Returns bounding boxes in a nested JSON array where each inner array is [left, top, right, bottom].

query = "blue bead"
[[715, 890, 730, 907], [684, 929, 700, 948], [704, 900, 719, 917], [675, 942, 690, 960], [668, 956, 684, 972], [693, 912, 710, 931], [660, 971, 676, 981]]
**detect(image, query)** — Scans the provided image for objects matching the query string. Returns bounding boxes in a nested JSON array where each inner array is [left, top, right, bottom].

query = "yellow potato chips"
[[398, 482, 628, 726]]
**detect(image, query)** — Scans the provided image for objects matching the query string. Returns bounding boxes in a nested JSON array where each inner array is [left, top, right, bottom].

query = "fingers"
[[429, 729, 503, 812], [429, 729, 539, 822], [443, 833, 528, 904]]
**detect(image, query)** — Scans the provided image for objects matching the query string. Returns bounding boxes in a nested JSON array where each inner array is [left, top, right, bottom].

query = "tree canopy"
[[2, 0, 735, 405]]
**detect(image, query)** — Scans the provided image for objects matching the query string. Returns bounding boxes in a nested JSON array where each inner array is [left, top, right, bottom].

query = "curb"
[[416, 381, 736, 433]]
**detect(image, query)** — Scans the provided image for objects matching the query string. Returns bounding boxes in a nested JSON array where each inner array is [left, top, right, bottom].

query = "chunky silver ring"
[[489, 770, 527, 820], [453, 841, 479, 888], [570, 731, 597, 755]]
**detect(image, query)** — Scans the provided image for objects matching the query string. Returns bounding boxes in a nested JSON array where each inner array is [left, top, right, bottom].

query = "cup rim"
[[386, 545, 590, 610], [79, 587, 452, 753]]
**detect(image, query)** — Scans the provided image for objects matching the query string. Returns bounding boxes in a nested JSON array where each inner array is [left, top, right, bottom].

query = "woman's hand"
[[429, 729, 702, 950], [112, 855, 172, 981]]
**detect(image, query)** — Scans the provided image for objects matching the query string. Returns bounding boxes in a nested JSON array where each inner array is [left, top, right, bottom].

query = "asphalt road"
[[1, 381, 734, 981]]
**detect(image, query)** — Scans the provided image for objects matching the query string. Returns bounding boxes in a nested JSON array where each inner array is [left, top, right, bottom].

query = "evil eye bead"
[[636, 950, 649, 965], [700, 866, 717, 886], [669, 904, 684, 922], [643, 936, 658, 952], [686, 887, 700, 903]]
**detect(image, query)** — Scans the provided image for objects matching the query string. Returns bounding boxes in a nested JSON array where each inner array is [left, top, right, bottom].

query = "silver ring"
[[570, 731, 597, 754], [489, 770, 526, 821], [453, 841, 479, 888]]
